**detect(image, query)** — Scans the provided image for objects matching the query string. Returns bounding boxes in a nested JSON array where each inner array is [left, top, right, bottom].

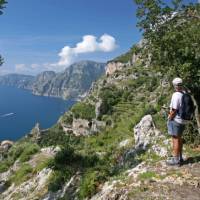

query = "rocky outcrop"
[[134, 115, 157, 150], [62, 118, 106, 136], [89, 115, 200, 200], [90, 160, 200, 200], [0, 140, 14, 152], [133, 115, 168, 157], [1, 168, 52, 200], [105, 62, 125, 76], [42, 172, 81, 200]]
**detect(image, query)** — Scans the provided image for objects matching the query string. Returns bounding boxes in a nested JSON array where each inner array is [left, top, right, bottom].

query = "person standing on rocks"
[[166, 78, 187, 166]]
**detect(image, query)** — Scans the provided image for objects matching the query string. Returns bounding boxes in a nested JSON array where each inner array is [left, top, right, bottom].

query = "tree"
[[134, 0, 200, 133], [0, 0, 7, 15], [0, 0, 7, 66]]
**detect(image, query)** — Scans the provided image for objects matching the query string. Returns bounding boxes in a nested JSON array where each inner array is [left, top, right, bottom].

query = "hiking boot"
[[179, 158, 184, 166], [166, 157, 180, 166]]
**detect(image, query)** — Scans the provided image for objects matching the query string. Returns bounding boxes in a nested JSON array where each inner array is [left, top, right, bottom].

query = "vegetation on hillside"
[[134, 0, 200, 132]]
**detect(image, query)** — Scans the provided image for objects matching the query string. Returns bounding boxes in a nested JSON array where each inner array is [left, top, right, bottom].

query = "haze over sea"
[[0, 86, 75, 141]]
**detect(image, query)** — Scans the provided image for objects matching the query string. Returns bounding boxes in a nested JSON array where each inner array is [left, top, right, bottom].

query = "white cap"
[[172, 77, 183, 86]]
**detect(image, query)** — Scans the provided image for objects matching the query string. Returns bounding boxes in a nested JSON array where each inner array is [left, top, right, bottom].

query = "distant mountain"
[[0, 61, 106, 99], [0, 74, 34, 90]]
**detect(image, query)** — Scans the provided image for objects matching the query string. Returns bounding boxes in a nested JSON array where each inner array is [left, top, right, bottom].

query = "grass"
[[138, 171, 157, 181], [10, 163, 33, 185], [19, 143, 40, 162]]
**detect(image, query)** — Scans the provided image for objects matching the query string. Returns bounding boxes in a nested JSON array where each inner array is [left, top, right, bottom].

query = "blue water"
[[0, 86, 75, 141]]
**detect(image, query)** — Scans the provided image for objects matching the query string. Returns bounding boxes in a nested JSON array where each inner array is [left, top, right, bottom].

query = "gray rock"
[[134, 115, 158, 150]]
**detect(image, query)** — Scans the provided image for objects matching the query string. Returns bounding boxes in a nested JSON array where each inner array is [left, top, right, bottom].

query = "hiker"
[[166, 78, 188, 165]]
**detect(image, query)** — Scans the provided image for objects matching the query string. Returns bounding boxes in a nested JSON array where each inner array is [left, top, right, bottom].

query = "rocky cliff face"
[[0, 61, 105, 99]]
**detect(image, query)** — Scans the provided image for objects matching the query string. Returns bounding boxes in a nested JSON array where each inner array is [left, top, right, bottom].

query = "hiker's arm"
[[168, 109, 177, 120]]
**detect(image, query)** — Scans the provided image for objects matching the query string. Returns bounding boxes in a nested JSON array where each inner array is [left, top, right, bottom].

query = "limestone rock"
[[72, 119, 91, 136], [1, 168, 52, 200], [0, 140, 14, 152], [105, 62, 125, 76], [134, 115, 158, 150]]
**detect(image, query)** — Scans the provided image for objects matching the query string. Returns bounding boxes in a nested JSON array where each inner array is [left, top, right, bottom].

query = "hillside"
[[0, 61, 106, 99], [0, 53, 199, 199]]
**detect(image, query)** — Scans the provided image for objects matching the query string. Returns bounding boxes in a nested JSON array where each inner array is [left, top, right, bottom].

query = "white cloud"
[[54, 34, 117, 67], [31, 63, 40, 69], [15, 64, 26, 72], [198, 0, 200, 3], [15, 63, 41, 75], [3, 34, 117, 75]]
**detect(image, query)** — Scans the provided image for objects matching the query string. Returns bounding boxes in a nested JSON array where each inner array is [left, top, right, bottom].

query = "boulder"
[[133, 115, 168, 157], [134, 115, 158, 150], [0, 140, 14, 152]]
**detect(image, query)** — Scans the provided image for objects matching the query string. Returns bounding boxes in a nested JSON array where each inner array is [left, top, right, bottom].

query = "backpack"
[[178, 92, 195, 120]]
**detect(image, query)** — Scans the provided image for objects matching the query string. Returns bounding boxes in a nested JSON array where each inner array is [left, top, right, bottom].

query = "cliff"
[[0, 61, 105, 99]]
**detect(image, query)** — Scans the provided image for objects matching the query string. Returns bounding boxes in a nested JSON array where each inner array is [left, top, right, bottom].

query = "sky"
[[0, 0, 198, 75]]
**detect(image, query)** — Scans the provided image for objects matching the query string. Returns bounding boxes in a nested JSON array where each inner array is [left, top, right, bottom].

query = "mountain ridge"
[[0, 60, 106, 99]]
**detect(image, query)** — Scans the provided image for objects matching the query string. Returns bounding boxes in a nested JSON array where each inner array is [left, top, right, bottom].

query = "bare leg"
[[172, 136, 179, 157], [179, 136, 183, 160]]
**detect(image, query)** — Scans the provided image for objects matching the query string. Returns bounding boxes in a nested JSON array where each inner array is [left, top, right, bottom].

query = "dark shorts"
[[167, 120, 185, 136]]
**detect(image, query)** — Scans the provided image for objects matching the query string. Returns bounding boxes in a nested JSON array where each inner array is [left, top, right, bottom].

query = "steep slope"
[[1, 57, 199, 200], [32, 61, 106, 99], [0, 39, 200, 200]]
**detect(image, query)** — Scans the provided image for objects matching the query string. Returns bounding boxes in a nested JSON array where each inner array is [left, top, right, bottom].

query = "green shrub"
[[138, 171, 157, 181], [33, 158, 54, 173], [48, 169, 72, 192], [147, 77, 159, 92], [0, 160, 12, 173], [19, 143, 40, 162], [79, 170, 107, 199], [10, 164, 32, 185], [99, 86, 123, 115], [144, 105, 157, 115], [62, 113, 73, 125], [183, 121, 200, 146], [0, 141, 40, 173], [71, 102, 95, 120], [38, 125, 80, 148]]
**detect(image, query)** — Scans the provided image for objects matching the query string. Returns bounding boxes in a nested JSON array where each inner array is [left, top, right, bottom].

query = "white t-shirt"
[[170, 91, 188, 124]]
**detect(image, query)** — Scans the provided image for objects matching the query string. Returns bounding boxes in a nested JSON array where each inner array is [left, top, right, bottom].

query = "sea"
[[0, 86, 75, 141]]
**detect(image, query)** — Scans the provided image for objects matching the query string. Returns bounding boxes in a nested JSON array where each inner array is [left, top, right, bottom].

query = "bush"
[[79, 170, 107, 199], [183, 120, 200, 146], [0, 141, 40, 173], [0, 160, 12, 173], [10, 164, 32, 185], [38, 125, 79, 148], [99, 86, 123, 115], [62, 113, 73, 125], [48, 169, 72, 192], [71, 102, 95, 120], [19, 143, 40, 162]]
